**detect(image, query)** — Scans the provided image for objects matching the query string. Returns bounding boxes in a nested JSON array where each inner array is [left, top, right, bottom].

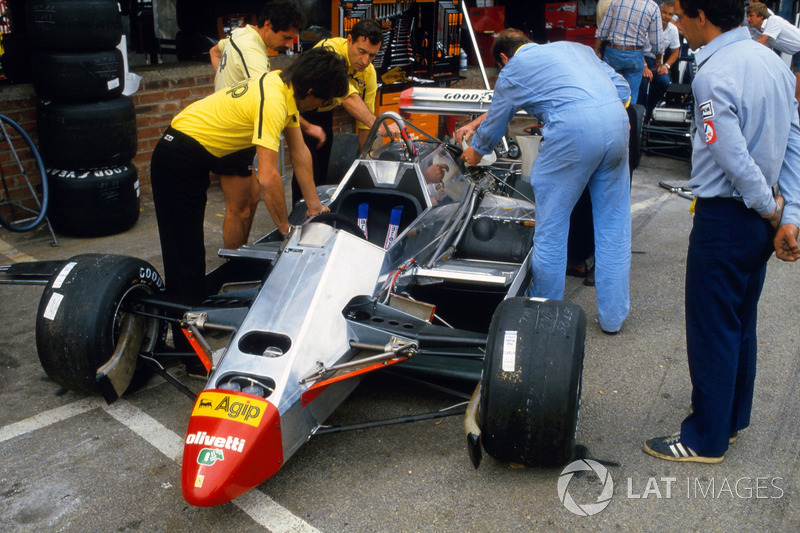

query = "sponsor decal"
[[197, 448, 225, 466], [191, 391, 267, 427], [52, 262, 76, 290], [42, 292, 64, 321], [699, 100, 714, 119], [185, 431, 246, 452], [704, 120, 717, 144], [226, 81, 249, 98], [195, 474, 204, 488], [502, 330, 518, 372], [164, 134, 174, 142], [442, 91, 493, 102], [138, 266, 164, 288]]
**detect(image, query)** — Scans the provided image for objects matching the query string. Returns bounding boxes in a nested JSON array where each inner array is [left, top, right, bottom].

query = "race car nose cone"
[[181, 390, 283, 507]]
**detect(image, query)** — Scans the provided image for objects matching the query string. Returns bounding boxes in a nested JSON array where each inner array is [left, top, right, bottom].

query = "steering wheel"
[[307, 212, 367, 239]]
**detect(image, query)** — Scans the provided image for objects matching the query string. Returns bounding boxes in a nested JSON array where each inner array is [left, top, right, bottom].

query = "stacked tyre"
[[27, 0, 140, 237]]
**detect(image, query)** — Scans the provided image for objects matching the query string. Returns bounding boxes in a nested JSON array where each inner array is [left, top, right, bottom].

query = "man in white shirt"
[[639, 0, 681, 119], [746, 1, 800, 110]]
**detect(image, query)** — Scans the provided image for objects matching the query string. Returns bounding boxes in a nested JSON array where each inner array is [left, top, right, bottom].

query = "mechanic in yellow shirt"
[[208, 0, 307, 251], [293, 19, 401, 202], [150, 48, 349, 304]]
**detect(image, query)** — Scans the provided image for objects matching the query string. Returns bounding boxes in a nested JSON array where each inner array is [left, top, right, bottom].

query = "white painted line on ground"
[[631, 194, 670, 215], [0, 237, 37, 263], [103, 401, 185, 463], [2, 397, 320, 533], [0, 397, 105, 444], [235, 490, 322, 533]]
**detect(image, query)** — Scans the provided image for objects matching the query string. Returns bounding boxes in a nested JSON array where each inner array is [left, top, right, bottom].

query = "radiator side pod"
[[181, 390, 283, 507]]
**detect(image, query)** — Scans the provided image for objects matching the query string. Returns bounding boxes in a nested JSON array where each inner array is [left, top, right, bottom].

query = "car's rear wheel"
[[35, 254, 165, 395], [479, 297, 586, 467]]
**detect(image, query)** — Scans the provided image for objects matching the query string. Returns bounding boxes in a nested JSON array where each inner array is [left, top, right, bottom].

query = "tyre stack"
[[27, 0, 140, 237]]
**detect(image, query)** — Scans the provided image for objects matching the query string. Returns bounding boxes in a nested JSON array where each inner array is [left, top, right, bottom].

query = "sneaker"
[[643, 433, 724, 463]]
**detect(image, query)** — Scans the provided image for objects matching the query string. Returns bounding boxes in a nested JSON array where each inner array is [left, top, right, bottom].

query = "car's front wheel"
[[479, 297, 586, 467], [36, 254, 165, 395]]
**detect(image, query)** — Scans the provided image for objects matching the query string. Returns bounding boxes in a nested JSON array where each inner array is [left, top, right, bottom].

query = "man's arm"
[[299, 116, 326, 149], [255, 145, 292, 235], [454, 113, 487, 144], [756, 34, 771, 45], [210, 43, 222, 71], [648, 7, 664, 60], [284, 126, 327, 216], [693, 75, 776, 215], [658, 47, 680, 75], [775, 117, 800, 260], [340, 94, 401, 148], [466, 78, 520, 161]]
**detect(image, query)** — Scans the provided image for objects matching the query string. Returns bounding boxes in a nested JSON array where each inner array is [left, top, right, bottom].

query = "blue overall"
[[680, 28, 800, 457], [471, 42, 632, 332]]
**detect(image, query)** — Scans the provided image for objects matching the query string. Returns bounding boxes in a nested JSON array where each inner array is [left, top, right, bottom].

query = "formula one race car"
[[5, 112, 586, 507]]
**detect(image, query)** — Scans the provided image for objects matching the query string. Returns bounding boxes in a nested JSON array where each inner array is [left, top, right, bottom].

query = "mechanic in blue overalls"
[[458, 29, 632, 334]]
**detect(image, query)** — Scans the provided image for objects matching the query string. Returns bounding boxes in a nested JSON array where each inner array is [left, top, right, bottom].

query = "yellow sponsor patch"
[[191, 391, 267, 427]]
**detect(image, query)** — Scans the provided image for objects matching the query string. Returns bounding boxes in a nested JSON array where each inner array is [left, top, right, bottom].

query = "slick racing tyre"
[[45, 165, 140, 237], [628, 103, 645, 172], [26, 0, 123, 51], [31, 49, 125, 102], [479, 297, 586, 467], [36, 97, 137, 170], [36, 254, 165, 395]]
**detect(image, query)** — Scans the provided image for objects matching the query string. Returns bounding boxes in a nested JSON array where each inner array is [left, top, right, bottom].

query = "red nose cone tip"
[[181, 389, 283, 507]]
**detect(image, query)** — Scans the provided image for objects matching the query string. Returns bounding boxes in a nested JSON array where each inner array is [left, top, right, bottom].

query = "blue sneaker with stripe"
[[643, 433, 724, 464]]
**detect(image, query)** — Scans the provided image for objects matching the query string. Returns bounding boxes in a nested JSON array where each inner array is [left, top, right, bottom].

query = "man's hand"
[[763, 195, 785, 230], [303, 123, 327, 149], [461, 146, 482, 166], [657, 64, 670, 76], [306, 203, 330, 218], [774, 223, 800, 261], [455, 123, 477, 145], [643, 67, 653, 82], [381, 122, 401, 139]]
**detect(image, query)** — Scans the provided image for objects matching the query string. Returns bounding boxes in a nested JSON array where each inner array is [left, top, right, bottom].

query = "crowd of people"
[[149, 0, 799, 465]]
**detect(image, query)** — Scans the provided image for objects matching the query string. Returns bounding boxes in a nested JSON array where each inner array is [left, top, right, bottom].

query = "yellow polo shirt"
[[215, 25, 270, 92], [171, 71, 299, 157], [313, 37, 377, 129]]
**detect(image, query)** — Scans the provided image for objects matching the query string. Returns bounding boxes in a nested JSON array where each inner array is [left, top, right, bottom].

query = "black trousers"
[[292, 108, 334, 204], [150, 127, 216, 304]]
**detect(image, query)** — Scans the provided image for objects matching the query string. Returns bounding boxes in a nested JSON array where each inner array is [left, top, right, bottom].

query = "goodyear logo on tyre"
[[191, 391, 267, 427]]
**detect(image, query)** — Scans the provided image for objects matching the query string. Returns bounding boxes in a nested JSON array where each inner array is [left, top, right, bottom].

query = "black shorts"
[[211, 146, 256, 177]]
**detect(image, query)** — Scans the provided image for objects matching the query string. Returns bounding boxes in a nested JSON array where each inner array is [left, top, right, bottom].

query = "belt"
[[609, 43, 642, 51]]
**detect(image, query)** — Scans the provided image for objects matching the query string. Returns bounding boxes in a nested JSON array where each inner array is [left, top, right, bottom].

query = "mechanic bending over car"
[[292, 19, 402, 204], [457, 28, 633, 335], [150, 47, 349, 308], [208, 0, 307, 251]]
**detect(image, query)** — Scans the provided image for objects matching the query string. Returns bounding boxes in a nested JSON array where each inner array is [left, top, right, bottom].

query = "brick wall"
[[127, 63, 216, 193], [0, 88, 41, 218], [0, 60, 484, 222]]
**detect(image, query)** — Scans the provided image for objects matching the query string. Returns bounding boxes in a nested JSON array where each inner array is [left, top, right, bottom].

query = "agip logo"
[[557, 459, 614, 516], [191, 391, 267, 427]]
